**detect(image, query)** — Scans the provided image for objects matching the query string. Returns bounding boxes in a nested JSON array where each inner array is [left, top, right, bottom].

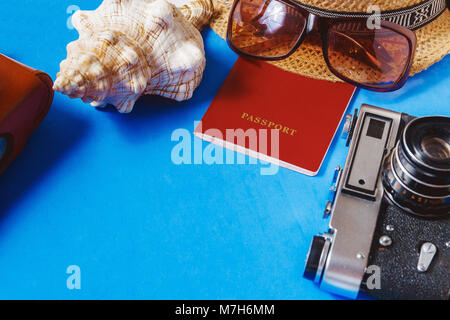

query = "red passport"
[[194, 57, 355, 176]]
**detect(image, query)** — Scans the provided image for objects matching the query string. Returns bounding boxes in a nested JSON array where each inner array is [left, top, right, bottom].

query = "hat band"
[[294, 0, 447, 30]]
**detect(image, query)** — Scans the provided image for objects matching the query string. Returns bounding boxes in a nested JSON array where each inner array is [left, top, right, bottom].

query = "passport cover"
[[194, 57, 355, 176]]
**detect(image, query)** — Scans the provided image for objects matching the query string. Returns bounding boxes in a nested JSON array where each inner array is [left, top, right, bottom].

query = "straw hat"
[[210, 0, 450, 81]]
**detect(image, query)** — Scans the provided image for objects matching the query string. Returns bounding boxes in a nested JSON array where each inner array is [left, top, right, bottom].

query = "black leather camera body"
[[303, 104, 449, 300]]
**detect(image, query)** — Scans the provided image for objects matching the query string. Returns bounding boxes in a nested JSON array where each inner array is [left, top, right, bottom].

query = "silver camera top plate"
[[320, 104, 403, 298]]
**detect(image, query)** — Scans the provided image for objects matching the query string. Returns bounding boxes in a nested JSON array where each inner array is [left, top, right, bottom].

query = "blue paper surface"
[[0, 1, 448, 299]]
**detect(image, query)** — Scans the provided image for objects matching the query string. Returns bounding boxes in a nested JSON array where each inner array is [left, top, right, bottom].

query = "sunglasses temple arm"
[[249, 2, 270, 24], [333, 31, 386, 71]]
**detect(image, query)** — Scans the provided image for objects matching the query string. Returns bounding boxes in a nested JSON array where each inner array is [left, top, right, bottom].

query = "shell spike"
[[169, 0, 214, 30]]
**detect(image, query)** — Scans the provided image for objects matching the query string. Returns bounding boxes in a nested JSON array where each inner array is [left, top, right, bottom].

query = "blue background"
[[0, 1, 448, 299]]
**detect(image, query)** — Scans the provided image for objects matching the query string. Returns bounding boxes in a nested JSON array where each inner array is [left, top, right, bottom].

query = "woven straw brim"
[[210, 0, 450, 81]]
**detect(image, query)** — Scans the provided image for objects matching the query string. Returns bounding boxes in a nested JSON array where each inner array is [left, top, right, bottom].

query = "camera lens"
[[382, 116, 450, 218], [421, 137, 450, 161]]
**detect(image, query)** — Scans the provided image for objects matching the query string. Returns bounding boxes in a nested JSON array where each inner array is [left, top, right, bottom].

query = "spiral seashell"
[[168, 0, 215, 30], [53, 0, 214, 113]]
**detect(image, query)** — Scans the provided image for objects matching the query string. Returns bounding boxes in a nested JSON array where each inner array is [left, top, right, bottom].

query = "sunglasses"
[[226, 0, 418, 91]]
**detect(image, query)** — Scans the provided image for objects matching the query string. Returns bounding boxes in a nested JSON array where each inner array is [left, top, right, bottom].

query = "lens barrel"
[[382, 116, 450, 218]]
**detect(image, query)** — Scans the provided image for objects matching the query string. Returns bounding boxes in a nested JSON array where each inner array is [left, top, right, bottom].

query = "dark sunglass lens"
[[327, 22, 412, 88], [230, 0, 306, 58]]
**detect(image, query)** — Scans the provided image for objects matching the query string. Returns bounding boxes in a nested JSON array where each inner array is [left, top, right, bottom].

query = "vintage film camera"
[[304, 104, 449, 300], [0, 54, 53, 174]]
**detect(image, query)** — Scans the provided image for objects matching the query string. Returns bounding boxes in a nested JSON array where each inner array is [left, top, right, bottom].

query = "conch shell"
[[53, 0, 214, 113]]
